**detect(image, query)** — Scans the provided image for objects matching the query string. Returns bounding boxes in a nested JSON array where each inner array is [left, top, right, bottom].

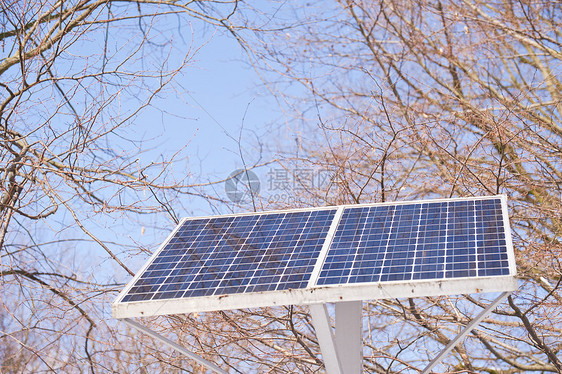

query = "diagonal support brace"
[[310, 304, 343, 374], [422, 291, 511, 374], [122, 318, 228, 374]]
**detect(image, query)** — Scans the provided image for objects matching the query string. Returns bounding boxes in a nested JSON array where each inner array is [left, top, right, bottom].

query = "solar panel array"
[[119, 197, 511, 304]]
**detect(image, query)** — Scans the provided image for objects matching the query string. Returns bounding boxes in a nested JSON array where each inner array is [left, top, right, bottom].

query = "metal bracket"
[[422, 291, 512, 374], [121, 292, 509, 374], [122, 318, 228, 374]]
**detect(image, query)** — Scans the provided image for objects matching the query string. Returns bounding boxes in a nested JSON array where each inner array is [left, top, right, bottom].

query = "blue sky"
[[96, 20, 290, 278], [135, 25, 283, 217]]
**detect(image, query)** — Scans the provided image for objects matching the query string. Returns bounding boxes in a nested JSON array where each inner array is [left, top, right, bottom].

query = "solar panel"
[[121, 208, 337, 303], [316, 199, 509, 286], [113, 196, 516, 318]]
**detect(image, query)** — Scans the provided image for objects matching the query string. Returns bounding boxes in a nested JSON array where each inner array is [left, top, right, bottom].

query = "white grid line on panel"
[[444, 202, 451, 279], [473, 200, 479, 276], [380, 205, 397, 282], [346, 208, 367, 284], [410, 205, 421, 280]]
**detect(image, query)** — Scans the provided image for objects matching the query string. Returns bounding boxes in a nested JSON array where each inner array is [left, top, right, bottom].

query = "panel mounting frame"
[[113, 195, 518, 373]]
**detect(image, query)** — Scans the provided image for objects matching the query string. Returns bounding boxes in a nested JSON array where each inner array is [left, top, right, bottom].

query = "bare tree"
[[4, 0, 559, 372], [225, 0, 561, 372], [0, 0, 248, 372]]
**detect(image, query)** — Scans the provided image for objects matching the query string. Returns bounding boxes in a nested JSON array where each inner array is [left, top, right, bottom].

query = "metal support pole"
[[335, 301, 363, 374], [122, 318, 228, 374], [310, 304, 343, 374], [422, 292, 511, 374]]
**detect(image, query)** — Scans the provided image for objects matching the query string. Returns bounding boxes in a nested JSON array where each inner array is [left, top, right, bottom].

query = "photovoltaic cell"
[[121, 209, 337, 303], [316, 198, 509, 286]]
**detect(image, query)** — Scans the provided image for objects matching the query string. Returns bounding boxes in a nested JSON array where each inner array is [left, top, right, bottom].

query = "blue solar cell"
[[317, 198, 508, 286], [121, 209, 337, 302]]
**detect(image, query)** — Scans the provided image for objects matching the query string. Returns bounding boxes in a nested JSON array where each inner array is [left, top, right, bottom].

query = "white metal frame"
[[114, 195, 518, 374], [114, 275, 516, 318]]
